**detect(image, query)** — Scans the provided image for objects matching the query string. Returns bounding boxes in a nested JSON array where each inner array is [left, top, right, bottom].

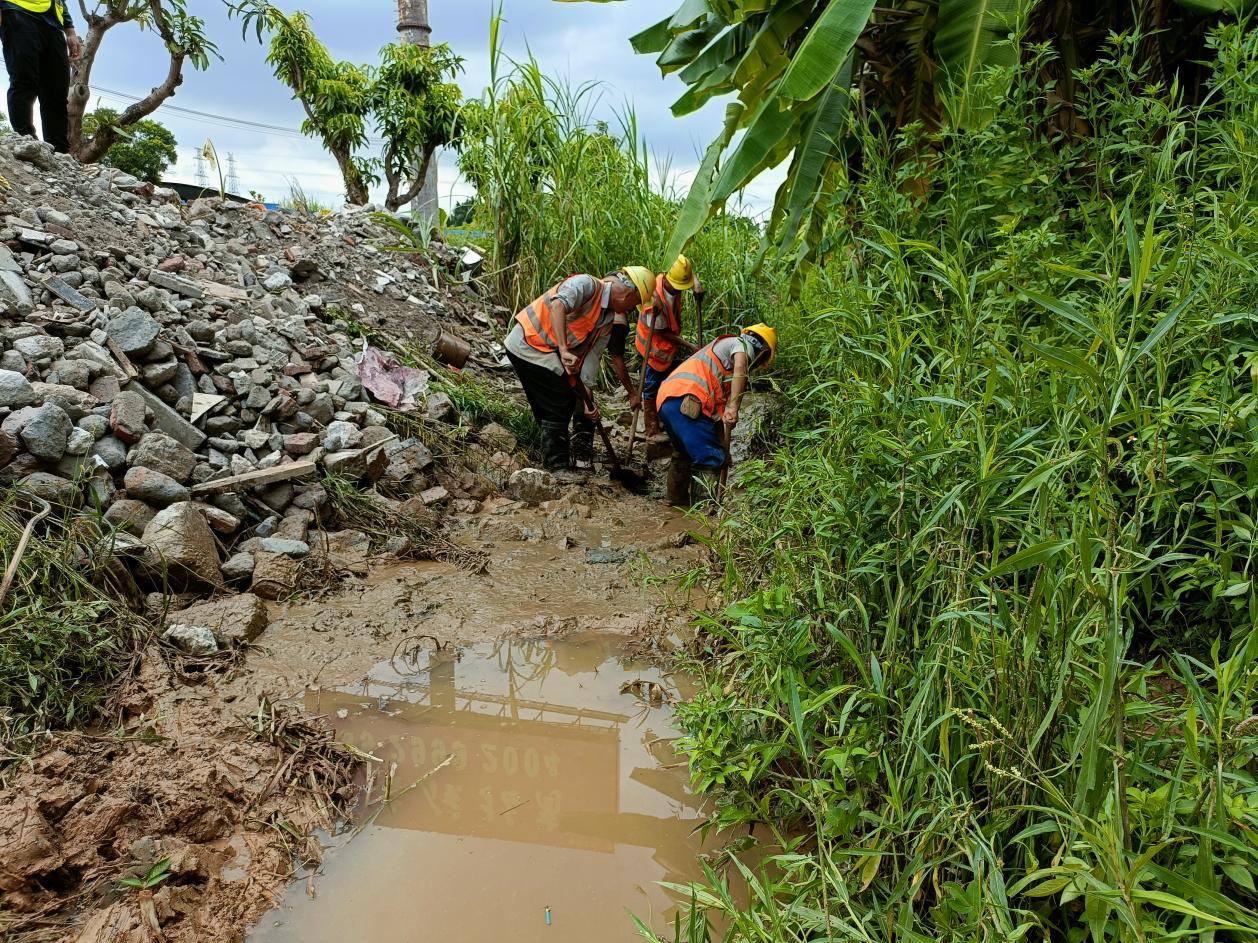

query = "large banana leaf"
[[777, 0, 875, 101], [663, 102, 744, 263], [935, 0, 1028, 125]]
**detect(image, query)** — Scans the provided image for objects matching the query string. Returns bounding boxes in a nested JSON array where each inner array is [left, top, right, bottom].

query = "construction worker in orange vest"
[[505, 267, 655, 480], [657, 324, 777, 506], [636, 255, 702, 441]]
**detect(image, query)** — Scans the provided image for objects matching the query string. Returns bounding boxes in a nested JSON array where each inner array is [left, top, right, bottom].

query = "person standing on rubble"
[[505, 267, 655, 482], [1, 0, 82, 154]]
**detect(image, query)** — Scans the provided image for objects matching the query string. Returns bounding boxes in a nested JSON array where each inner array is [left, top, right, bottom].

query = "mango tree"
[[67, 0, 217, 164], [232, 1, 462, 210]]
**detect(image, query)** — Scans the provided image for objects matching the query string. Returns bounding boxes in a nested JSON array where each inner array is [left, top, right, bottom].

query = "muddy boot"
[[571, 428, 595, 472], [692, 467, 722, 501], [540, 421, 571, 473], [666, 455, 694, 507], [643, 398, 662, 440]]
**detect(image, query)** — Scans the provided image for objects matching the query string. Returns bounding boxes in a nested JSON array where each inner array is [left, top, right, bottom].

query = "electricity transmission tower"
[[194, 150, 209, 188], [226, 153, 241, 195], [396, 0, 437, 224]]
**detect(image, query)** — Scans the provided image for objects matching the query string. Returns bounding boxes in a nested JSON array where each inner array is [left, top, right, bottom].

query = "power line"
[[91, 85, 387, 146]]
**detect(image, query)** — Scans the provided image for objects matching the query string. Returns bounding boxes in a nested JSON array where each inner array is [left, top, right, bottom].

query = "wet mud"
[[251, 635, 715, 942], [1, 486, 713, 942]]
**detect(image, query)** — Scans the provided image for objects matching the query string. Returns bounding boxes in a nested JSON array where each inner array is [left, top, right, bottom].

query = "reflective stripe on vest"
[[635, 273, 682, 371], [514, 277, 614, 356], [8, 0, 65, 23], [658, 337, 735, 419]]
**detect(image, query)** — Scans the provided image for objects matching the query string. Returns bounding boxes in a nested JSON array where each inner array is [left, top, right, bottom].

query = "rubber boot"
[[571, 428, 595, 472], [540, 421, 570, 472], [692, 467, 722, 501], [643, 397, 662, 440], [666, 454, 694, 507]]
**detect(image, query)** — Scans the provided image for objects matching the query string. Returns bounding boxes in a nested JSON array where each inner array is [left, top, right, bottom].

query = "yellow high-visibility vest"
[[6, 0, 66, 25]]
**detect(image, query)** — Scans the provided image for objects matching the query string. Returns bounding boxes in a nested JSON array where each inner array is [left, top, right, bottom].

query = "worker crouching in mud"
[[636, 255, 702, 442], [505, 267, 655, 482], [657, 324, 777, 506]]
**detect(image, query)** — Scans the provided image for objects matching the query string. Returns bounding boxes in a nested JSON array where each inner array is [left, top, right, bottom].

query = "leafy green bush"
[[83, 108, 178, 184], [660, 24, 1258, 942]]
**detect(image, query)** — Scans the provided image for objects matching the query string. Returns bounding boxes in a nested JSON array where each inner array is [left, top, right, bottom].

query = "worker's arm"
[[655, 328, 698, 354], [609, 323, 641, 411], [550, 298, 578, 374], [723, 351, 750, 427]]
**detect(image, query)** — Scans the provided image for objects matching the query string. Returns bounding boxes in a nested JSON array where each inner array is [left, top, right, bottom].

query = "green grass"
[[641, 23, 1258, 943], [0, 491, 148, 735]]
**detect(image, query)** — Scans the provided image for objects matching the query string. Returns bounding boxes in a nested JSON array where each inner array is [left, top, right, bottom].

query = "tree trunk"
[[396, 0, 438, 222], [67, 1, 189, 164], [333, 149, 370, 206], [384, 147, 433, 212]]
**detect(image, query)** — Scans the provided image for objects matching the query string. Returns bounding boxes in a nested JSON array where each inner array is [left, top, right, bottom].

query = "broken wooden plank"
[[190, 460, 317, 497], [43, 275, 99, 311], [105, 337, 138, 379], [200, 280, 250, 302]]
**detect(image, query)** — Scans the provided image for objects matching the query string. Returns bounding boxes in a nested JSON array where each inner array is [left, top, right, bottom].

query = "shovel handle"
[[627, 313, 657, 458]]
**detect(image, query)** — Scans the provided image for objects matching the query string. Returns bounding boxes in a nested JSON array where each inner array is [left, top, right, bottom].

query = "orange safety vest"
[[635, 273, 683, 371], [9, 0, 65, 24], [515, 276, 615, 359], [658, 336, 736, 419]]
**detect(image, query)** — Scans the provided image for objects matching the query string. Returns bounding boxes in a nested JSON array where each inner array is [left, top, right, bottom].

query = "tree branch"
[[388, 147, 431, 211]]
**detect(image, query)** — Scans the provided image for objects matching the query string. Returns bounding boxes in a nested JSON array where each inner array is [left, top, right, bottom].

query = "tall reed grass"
[[456, 13, 772, 330], [652, 23, 1258, 943]]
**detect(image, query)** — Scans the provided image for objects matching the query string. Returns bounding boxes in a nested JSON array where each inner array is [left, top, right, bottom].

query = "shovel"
[[559, 355, 649, 494], [625, 313, 657, 462]]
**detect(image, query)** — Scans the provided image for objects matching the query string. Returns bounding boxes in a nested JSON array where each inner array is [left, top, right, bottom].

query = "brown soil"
[[0, 484, 704, 943]]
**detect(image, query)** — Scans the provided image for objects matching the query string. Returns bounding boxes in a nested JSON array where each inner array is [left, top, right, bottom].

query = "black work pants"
[[0, 9, 70, 153], [507, 350, 594, 470]]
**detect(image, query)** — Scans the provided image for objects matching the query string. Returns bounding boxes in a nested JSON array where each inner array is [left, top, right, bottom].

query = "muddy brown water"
[[248, 634, 717, 942]]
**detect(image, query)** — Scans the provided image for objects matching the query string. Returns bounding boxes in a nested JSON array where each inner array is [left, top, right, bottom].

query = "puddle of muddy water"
[[249, 633, 719, 943]]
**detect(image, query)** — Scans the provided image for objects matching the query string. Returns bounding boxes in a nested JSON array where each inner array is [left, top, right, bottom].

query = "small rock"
[[322, 420, 362, 451], [585, 547, 629, 565], [131, 432, 196, 483], [109, 390, 148, 443], [124, 466, 191, 507], [256, 537, 310, 558], [19, 403, 72, 461], [106, 307, 162, 356], [13, 334, 64, 363], [161, 623, 219, 657], [478, 422, 517, 454], [0, 369, 36, 408], [263, 271, 293, 292], [91, 435, 128, 470], [18, 472, 77, 505], [64, 427, 94, 455], [508, 468, 560, 505], [283, 432, 318, 456], [141, 502, 223, 590], [13, 138, 54, 170], [251, 551, 299, 600], [104, 499, 158, 536], [166, 593, 268, 647], [420, 485, 450, 506], [221, 552, 256, 583], [426, 391, 458, 423]]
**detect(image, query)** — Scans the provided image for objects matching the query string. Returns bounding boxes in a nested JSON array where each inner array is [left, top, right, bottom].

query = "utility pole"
[[397, 0, 438, 226]]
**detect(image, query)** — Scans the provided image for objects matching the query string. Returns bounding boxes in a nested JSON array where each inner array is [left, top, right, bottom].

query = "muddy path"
[[1, 483, 714, 943]]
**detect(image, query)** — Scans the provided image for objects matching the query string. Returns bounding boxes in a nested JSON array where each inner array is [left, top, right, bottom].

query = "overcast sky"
[[3, 0, 781, 215]]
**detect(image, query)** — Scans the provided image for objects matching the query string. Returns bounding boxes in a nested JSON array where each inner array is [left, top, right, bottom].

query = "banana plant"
[[566, 0, 1251, 269]]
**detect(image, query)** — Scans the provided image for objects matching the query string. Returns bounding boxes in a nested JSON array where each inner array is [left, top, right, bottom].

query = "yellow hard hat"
[[742, 323, 777, 366], [620, 266, 655, 311], [665, 254, 694, 291]]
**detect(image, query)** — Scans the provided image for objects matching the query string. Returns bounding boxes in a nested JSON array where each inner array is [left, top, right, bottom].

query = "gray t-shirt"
[[709, 335, 757, 371], [505, 274, 628, 386]]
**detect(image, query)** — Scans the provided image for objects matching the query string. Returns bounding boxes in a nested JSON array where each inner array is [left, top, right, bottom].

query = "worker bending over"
[[657, 324, 777, 506], [636, 255, 702, 441], [505, 267, 654, 480]]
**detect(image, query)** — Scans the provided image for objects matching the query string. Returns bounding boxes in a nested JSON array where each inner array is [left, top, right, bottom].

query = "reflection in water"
[[249, 634, 714, 943]]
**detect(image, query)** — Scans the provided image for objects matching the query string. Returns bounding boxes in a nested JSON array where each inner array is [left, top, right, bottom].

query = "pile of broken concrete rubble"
[[0, 134, 516, 622]]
